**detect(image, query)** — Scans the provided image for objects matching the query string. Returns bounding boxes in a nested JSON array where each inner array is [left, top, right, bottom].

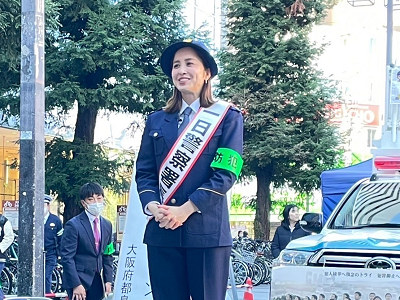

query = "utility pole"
[[372, 0, 400, 166], [18, 0, 45, 295]]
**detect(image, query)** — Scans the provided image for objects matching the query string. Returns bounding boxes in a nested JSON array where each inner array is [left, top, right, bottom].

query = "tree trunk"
[[254, 166, 273, 240], [73, 104, 98, 143], [62, 104, 97, 222], [63, 197, 83, 224]]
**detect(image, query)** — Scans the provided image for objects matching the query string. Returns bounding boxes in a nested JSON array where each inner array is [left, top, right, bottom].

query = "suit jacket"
[[136, 105, 243, 248], [60, 211, 113, 290]]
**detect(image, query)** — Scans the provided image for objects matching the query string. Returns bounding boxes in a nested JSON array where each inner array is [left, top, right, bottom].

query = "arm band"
[[210, 148, 243, 179], [104, 242, 115, 255]]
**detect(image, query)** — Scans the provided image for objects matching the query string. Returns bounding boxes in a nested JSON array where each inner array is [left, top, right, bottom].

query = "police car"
[[274, 156, 400, 269]]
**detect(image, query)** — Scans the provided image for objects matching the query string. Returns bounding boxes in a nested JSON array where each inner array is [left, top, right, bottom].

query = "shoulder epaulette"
[[229, 105, 241, 112], [148, 108, 164, 116]]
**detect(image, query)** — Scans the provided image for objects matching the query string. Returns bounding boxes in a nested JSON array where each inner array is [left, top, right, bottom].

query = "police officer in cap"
[[44, 194, 63, 294]]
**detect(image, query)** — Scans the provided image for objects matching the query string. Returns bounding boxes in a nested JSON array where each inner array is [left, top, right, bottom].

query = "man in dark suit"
[[44, 194, 63, 294], [60, 182, 114, 300]]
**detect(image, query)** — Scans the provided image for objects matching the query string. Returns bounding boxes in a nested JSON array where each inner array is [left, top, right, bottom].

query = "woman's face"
[[289, 206, 300, 223], [171, 47, 211, 100]]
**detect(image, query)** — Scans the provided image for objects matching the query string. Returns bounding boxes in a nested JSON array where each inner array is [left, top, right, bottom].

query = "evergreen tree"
[[0, 0, 59, 101], [218, 0, 341, 239], [0, 0, 186, 221]]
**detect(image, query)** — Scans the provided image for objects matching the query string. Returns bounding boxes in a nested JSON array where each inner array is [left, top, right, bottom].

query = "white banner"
[[271, 266, 400, 299], [113, 168, 153, 300]]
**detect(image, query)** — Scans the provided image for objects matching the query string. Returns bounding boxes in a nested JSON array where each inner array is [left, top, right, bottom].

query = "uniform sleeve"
[[56, 217, 64, 253], [135, 115, 161, 214], [188, 108, 244, 213]]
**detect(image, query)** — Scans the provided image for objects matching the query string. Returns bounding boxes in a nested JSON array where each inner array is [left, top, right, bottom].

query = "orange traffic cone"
[[243, 277, 254, 300]]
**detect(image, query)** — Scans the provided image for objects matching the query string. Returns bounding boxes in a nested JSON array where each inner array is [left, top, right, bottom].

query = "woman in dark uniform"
[[135, 39, 244, 300]]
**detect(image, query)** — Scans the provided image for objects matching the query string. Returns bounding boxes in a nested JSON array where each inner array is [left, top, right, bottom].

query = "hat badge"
[[183, 38, 193, 43]]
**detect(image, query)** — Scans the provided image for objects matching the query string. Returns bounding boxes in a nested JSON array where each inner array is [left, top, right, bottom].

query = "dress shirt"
[[85, 210, 102, 238]]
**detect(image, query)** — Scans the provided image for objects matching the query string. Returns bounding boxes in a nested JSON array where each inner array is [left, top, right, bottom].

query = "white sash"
[[159, 100, 231, 204]]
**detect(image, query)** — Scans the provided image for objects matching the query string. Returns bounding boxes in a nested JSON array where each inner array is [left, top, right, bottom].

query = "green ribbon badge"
[[104, 242, 115, 255], [210, 148, 243, 179]]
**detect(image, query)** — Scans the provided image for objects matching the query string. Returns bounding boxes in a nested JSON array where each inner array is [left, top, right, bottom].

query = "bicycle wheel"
[[51, 267, 62, 293], [1, 267, 13, 295], [263, 258, 273, 283], [251, 261, 265, 286], [246, 262, 254, 279], [230, 259, 248, 285], [112, 256, 119, 287]]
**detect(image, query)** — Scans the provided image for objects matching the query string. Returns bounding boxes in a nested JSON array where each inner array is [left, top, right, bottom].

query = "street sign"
[[2, 200, 18, 230], [116, 205, 127, 242], [389, 66, 400, 105]]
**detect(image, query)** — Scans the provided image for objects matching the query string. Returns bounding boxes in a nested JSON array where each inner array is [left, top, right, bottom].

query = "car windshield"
[[331, 181, 400, 229]]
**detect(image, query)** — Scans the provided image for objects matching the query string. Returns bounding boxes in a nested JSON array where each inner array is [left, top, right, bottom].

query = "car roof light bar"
[[374, 156, 400, 170]]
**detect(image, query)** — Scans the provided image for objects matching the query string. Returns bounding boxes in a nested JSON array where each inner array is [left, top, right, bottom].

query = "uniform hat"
[[160, 39, 218, 79], [44, 194, 53, 204]]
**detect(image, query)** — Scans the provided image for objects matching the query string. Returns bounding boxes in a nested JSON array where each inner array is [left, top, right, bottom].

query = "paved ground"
[[226, 283, 270, 300]]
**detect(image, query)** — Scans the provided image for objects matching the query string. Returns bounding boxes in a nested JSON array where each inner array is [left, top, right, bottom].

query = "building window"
[[367, 128, 376, 147]]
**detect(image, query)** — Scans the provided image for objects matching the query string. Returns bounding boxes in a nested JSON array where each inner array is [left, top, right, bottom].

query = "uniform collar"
[[44, 212, 50, 224], [179, 98, 200, 115]]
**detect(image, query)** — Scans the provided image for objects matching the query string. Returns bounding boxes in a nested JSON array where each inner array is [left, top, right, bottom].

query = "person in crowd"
[[369, 293, 376, 300], [243, 230, 249, 239], [385, 294, 392, 300], [271, 204, 310, 258], [343, 293, 351, 300], [60, 182, 114, 300], [135, 39, 244, 300], [0, 213, 14, 300], [354, 292, 361, 300], [44, 194, 63, 294], [237, 230, 243, 241], [330, 294, 338, 300]]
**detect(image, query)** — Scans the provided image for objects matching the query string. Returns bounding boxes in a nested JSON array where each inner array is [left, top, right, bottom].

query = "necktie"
[[178, 107, 192, 136], [93, 217, 100, 253]]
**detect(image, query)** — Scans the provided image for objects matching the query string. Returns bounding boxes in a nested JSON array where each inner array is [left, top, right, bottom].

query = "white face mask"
[[85, 202, 104, 216], [44, 207, 48, 215]]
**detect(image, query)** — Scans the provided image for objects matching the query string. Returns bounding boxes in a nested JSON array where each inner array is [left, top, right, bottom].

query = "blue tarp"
[[320, 159, 373, 222]]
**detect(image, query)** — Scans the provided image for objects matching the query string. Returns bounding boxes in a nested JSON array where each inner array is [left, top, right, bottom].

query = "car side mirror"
[[300, 212, 323, 234]]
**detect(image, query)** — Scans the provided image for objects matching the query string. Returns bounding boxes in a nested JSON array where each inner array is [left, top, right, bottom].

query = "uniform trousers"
[[45, 252, 57, 293], [147, 245, 231, 300]]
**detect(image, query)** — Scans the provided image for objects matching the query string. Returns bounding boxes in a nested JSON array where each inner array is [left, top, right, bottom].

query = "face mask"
[[85, 202, 104, 216], [44, 207, 48, 215]]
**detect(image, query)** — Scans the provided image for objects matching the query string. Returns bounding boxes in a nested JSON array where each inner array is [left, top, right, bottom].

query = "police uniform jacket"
[[44, 213, 63, 256], [60, 212, 114, 290], [136, 105, 243, 248]]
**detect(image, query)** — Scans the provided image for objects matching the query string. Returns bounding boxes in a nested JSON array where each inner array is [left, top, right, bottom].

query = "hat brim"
[[160, 42, 218, 79]]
